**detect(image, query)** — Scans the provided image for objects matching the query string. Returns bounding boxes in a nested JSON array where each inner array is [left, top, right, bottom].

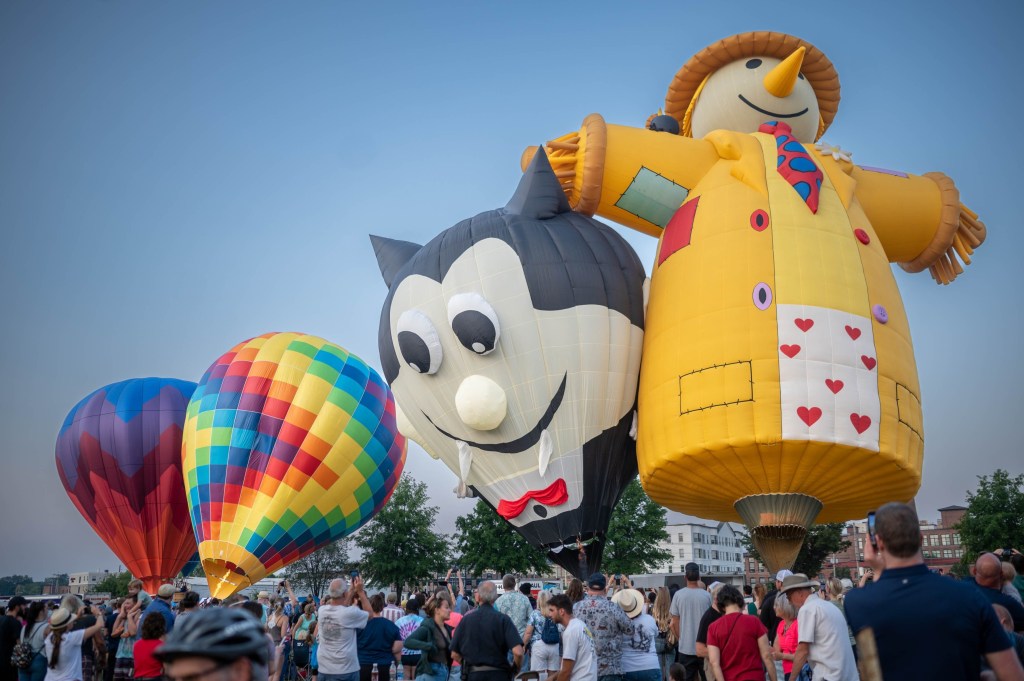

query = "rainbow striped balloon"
[[183, 332, 406, 597]]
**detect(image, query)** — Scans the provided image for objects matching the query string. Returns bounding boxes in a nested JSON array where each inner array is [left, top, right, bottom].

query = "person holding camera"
[[317, 575, 372, 681]]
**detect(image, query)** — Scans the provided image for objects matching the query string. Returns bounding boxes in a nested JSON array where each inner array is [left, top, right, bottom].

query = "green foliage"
[[94, 572, 133, 597], [355, 476, 450, 597], [287, 538, 351, 599], [740, 523, 850, 578], [0, 575, 34, 596], [602, 479, 672, 575], [454, 500, 550, 575], [833, 566, 851, 579], [956, 469, 1024, 569]]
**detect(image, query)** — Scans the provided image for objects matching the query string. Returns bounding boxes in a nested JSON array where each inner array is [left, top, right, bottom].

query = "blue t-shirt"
[[845, 564, 1009, 681], [357, 617, 401, 665]]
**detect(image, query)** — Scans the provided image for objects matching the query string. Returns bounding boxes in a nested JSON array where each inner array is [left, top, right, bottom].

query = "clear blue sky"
[[2, 0, 1021, 579]]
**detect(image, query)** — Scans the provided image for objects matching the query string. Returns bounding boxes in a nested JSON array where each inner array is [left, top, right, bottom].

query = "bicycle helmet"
[[154, 608, 269, 665]]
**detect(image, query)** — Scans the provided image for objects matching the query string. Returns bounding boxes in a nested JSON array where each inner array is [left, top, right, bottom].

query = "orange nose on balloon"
[[763, 46, 806, 98]]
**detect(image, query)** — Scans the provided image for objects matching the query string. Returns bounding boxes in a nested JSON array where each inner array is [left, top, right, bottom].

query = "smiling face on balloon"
[[373, 152, 646, 546], [690, 50, 821, 141]]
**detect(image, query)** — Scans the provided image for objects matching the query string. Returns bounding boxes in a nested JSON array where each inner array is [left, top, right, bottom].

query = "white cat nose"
[[455, 375, 507, 431]]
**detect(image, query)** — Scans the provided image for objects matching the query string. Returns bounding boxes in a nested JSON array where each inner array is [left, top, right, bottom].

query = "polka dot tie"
[[759, 120, 823, 213]]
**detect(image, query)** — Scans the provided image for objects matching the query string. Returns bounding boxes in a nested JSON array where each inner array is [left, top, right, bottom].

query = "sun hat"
[[48, 607, 77, 630], [779, 573, 819, 594], [257, 591, 270, 600], [663, 31, 841, 140], [611, 589, 645, 619], [157, 584, 176, 599]]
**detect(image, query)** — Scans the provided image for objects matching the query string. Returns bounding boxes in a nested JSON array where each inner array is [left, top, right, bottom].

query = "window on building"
[[678, 533, 685, 542], [943, 549, 953, 558], [929, 535, 939, 546], [955, 549, 963, 558], [941, 534, 951, 546], [678, 548, 686, 558], [711, 550, 719, 560], [710, 535, 718, 545], [694, 532, 704, 543], [857, 538, 864, 549], [952, 533, 961, 545]]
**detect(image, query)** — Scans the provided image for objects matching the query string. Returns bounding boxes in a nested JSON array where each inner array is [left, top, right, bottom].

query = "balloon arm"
[[846, 164, 986, 284], [522, 115, 718, 238]]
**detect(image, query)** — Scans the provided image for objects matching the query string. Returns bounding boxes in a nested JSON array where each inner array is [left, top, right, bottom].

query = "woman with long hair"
[[18, 602, 48, 681], [395, 598, 424, 681], [749, 585, 766, 616], [528, 591, 560, 681], [110, 597, 138, 681], [706, 586, 775, 681], [267, 601, 289, 681], [565, 579, 585, 604], [44, 607, 104, 681], [651, 587, 676, 681], [131, 612, 166, 681], [402, 597, 453, 681]]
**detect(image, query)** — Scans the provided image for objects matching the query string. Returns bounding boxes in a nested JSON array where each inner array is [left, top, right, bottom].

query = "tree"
[[0, 575, 34, 596], [740, 523, 850, 578], [833, 566, 851, 580], [454, 500, 550, 575], [95, 572, 133, 597], [602, 479, 672, 575], [355, 476, 450, 597], [287, 538, 352, 599], [956, 469, 1024, 567]]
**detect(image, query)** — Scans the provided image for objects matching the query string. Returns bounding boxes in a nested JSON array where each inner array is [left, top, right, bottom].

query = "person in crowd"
[[1011, 554, 1024, 602], [61, 595, 103, 681], [154, 607, 270, 681], [403, 596, 453, 681], [494, 576, 533, 670], [18, 601, 49, 681], [103, 601, 120, 681], [267, 601, 289, 681], [566, 580, 585, 605], [975, 553, 1024, 632], [650, 588, 675, 681], [705, 585, 774, 681], [529, 591, 561, 681], [430, 592, 463, 681], [1003, 563, 1024, 604], [44, 606, 104, 681], [547, 594, 596, 681], [993, 604, 1024, 668], [450, 581, 523, 681], [748, 585, 765, 617], [396, 598, 425, 681], [823, 578, 855, 658], [177, 593, 200, 621], [2, 596, 29, 681], [132, 608, 166, 681], [520, 584, 537, 610], [781, 573, 855, 681], [126, 581, 151, 614], [845, 502, 1023, 681], [669, 564, 712, 681], [382, 595, 404, 623], [667, 663, 684, 681], [612, 589, 659, 681], [574, 573, 632, 681], [758, 571, 790, 649], [140, 584, 176, 634], [236, 601, 278, 676], [769, 595, 797, 681], [317, 576, 371, 681], [294, 602, 317, 643], [356, 594, 402, 681], [694, 583, 723, 680], [111, 597, 138, 681]]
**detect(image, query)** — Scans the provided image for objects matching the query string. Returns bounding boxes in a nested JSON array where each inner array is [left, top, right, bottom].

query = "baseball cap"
[[775, 569, 793, 582], [157, 584, 176, 599], [587, 573, 606, 590]]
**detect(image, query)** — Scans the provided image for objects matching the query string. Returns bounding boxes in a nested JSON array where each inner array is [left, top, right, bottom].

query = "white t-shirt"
[[796, 594, 858, 681], [44, 629, 85, 681], [620, 613, 659, 673], [316, 603, 369, 674], [561, 618, 598, 681], [669, 587, 711, 656]]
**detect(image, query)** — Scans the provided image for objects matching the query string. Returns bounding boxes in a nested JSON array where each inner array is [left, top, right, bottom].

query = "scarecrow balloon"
[[521, 31, 987, 572], [182, 332, 406, 597], [56, 378, 199, 592], [373, 150, 646, 577]]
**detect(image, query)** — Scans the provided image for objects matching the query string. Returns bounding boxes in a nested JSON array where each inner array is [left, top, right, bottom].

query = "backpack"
[[540, 616, 560, 645], [10, 624, 36, 670]]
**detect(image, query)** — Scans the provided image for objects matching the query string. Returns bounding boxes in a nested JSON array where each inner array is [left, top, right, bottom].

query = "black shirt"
[[73, 615, 97, 659], [759, 590, 780, 644], [0, 615, 22, 681], [695, 607, 722, 646], [450, 604, 522, 670]]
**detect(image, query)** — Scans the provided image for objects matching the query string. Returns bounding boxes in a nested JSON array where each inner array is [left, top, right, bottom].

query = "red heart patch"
[[861, 355, 877, 370], [794, 318, 814, 332], [825, 379, 844, 394], [797, 406, 822, 426], [780, 344, 801, 358], [850, 413, 872, 434], [845, 325, 862, 340]]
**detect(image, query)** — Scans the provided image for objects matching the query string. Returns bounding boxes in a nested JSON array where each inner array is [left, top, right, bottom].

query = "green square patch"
[[614, 167, 689, 229]]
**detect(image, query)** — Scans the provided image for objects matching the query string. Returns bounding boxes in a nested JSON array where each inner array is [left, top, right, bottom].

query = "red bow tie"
[[497, 478, 568, 519]]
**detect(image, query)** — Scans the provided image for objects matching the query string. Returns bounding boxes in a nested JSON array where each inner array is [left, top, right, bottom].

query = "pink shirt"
[[775, 620, 799, 675]]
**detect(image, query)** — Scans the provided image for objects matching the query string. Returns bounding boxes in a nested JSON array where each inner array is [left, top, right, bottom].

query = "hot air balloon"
[[519, 31, 987, 572], [372, 150, 646, 577], [180, 551, 200, 579], [56, 378, 199, 593], [183, 332, 406, 598]]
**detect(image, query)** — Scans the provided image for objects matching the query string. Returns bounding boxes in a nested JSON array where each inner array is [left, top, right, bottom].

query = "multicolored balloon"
[[56, 378, 199, 592], [183, 332, 406, 598]]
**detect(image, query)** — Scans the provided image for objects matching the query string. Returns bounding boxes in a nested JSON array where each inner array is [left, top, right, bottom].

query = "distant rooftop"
[[938, 505, 968, 511]]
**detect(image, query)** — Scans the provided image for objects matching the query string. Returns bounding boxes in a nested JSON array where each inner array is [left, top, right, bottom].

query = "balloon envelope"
[[56, 378, 199, 592], [183, 332, 406, 598]]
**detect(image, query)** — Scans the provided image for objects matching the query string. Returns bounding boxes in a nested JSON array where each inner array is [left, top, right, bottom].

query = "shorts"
[[530, 642, 560, 672], [401, 655, 422, 668], [113, 658, 134, 681]]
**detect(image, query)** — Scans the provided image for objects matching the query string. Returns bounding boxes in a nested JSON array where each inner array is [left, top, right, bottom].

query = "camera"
[[350, 570, 360, 579], [867, 511, 878, 550]]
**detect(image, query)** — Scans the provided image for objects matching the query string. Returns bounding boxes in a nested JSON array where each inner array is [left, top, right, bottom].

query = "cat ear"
[[505, 147, 571, 220], [370, 235, 422, 289]]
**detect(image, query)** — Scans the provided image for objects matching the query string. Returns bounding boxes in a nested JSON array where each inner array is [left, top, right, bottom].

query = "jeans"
[[624, 671, 661, 681], [598, 675, 625, 681], [417, 663, 449, 681], [448, 665, 460, 681], [656, 652, 674, 681], [321, 672, 360, 681], [18, 652, 46, 681]]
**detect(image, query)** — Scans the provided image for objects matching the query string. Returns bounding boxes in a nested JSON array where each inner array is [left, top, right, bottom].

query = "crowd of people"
[[3, 502, 1024, 681]]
